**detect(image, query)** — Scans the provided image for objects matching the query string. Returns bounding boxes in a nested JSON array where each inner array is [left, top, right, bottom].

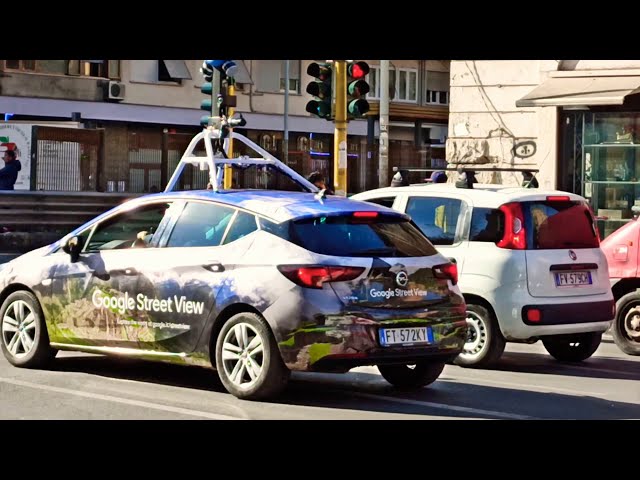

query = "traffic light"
[[200, 61, 214, 127], [305, 62, 333, 120], [346, 61, 370, 118]]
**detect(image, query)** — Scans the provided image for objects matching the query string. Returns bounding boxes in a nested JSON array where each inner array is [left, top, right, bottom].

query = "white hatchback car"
[[352, 178, 615, 367]]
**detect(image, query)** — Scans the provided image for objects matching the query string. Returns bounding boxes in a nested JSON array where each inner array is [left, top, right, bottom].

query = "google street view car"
[[0, 130, 467, 400]]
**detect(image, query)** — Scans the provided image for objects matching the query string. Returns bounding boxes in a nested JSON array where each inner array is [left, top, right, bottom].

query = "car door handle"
[[203, 263, 225, 272]]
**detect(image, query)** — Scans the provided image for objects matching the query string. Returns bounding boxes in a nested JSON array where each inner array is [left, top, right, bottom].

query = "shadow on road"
[[51, 355, 226, 392], [45, 354, 640, 420], [487, 351, 640, 381]]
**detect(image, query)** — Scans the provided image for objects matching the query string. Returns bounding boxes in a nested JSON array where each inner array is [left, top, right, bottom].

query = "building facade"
[[448, 60, 640, 239], [0, 59, 450, 195]]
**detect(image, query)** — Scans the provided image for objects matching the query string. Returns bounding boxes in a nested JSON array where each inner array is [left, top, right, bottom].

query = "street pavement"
[[0, 334, 638, 420]]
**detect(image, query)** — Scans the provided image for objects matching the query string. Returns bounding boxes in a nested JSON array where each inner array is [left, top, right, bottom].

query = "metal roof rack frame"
[[165, 128, 319, 193], [392, 165, 540, 189]]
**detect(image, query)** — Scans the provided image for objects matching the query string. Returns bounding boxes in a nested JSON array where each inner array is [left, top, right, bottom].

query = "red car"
[[601, 217, 640, 355]]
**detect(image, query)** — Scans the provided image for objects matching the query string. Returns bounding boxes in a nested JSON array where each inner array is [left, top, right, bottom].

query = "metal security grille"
[[35, 127, 103, 191], [128, 131, 162, 193]]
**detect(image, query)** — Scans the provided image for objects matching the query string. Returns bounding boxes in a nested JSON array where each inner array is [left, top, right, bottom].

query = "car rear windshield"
[[522, 200, 599, 249], [285, 214, 439, 257]]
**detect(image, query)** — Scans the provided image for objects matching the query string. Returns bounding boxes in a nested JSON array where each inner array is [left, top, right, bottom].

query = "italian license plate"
[[379, 326, 433, 347], [554, 271, 593, 287]]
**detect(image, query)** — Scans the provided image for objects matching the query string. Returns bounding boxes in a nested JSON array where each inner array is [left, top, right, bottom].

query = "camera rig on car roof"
[[391, 165, 540, 189], [164, 123, 319, 193]]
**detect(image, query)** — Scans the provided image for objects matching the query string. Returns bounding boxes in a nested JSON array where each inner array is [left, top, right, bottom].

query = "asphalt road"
[[1, 335, 638, 420]]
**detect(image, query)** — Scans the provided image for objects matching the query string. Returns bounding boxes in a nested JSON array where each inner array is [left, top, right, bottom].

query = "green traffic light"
[[200, 115, 213, 127], [201, 82, 212, 95]]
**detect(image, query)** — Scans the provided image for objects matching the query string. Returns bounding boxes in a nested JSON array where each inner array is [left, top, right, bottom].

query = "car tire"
[[454, 303, 505, 368], [611, 292, 640, 356], [0, 290, 57, 368], [215, 312, 290, 400], [542, 332, 602, 362], [378, 361, 445, 389]]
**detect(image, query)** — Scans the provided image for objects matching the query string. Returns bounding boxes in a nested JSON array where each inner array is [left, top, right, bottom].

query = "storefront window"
[[581, 112, 640, 238]]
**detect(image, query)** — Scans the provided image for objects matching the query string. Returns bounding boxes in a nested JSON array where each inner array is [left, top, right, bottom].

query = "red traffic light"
[[348, 61, 369, 79]]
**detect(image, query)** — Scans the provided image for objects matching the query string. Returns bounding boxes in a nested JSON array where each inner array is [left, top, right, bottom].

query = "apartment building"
[[0, 59, 450, 194], [448, 60, 640, 239]]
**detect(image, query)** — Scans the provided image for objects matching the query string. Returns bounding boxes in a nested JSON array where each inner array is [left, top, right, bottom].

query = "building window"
[[256, 60, 300, 94], [157, 60, 192, 83], [366, 66, 418, 103], [108, 60, 121, 79], [67, 60, 108, 77], [4, 60, 35, 71], [3, 60, 121, 78], [425, 71, 450, 105]]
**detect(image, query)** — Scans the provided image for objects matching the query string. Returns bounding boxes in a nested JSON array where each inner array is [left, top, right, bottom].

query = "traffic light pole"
[[224, 80, 235, 189], [333, 60, 348, 197]]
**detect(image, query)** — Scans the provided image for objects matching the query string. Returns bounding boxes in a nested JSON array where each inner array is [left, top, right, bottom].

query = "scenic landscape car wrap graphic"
[[0, 224, 467, 372]]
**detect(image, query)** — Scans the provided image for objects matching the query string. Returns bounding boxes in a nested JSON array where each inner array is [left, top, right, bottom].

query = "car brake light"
[[277, 265, 365, 289], [546, 196, 571, 202], [433, 263, 458, 285], [497, 202, 526, 250], [353, 211, 378, 218], [526, 308, 542, 323]]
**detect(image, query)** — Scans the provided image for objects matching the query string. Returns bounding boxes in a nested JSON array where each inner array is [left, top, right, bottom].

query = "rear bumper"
[[491, 290, 615, 340], [278, 315, 467, 372], [522, 299, 615, 326]]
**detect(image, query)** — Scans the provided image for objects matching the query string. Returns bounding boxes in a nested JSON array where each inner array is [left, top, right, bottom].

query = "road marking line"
[[352, 392, 537, 420], [0, 377, 243, 420]]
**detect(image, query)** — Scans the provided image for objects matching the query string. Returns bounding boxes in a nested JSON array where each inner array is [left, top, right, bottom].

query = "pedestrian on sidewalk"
[[0, 150, 22, 190]]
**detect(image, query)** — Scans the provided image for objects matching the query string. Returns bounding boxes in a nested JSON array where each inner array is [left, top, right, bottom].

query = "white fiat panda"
[[352, 175, 615, 367]]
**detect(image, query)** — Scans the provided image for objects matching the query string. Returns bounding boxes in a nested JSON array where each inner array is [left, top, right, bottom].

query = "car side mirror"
[[62, 236, 83, 263]]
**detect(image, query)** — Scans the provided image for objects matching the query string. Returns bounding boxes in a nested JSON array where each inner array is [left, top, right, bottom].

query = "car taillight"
[[433, 263, 458, 285], [277, 265, 365, 289], [497, 202, 526, 250], [584, 206, 601, 245]]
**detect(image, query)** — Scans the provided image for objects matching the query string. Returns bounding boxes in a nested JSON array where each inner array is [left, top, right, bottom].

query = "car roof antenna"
[[314, 188, 327, 202]]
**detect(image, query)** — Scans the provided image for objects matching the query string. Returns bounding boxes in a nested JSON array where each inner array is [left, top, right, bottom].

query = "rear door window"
[[166, 201, 235, 248], [523, 200, 599, 249], [290, 214, 438, 257], [405, 196, 463, 245]]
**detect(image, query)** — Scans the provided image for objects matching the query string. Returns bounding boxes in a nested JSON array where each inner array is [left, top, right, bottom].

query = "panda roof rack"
[[392, 165, 540, 189]]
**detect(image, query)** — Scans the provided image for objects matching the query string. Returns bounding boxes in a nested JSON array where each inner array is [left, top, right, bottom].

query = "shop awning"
[[516, 75, 640, 107]]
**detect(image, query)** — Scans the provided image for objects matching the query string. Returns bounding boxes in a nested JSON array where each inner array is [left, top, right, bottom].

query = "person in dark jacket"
[[0, 150, 21, 190], [307, 171, 334, 194]]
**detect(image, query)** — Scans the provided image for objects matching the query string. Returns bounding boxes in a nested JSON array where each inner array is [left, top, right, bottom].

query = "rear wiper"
[[359, 247, 398, 256]]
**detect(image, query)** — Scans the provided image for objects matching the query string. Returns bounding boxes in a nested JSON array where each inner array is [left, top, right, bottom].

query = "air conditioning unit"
[[106, 81, 125, 101]]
